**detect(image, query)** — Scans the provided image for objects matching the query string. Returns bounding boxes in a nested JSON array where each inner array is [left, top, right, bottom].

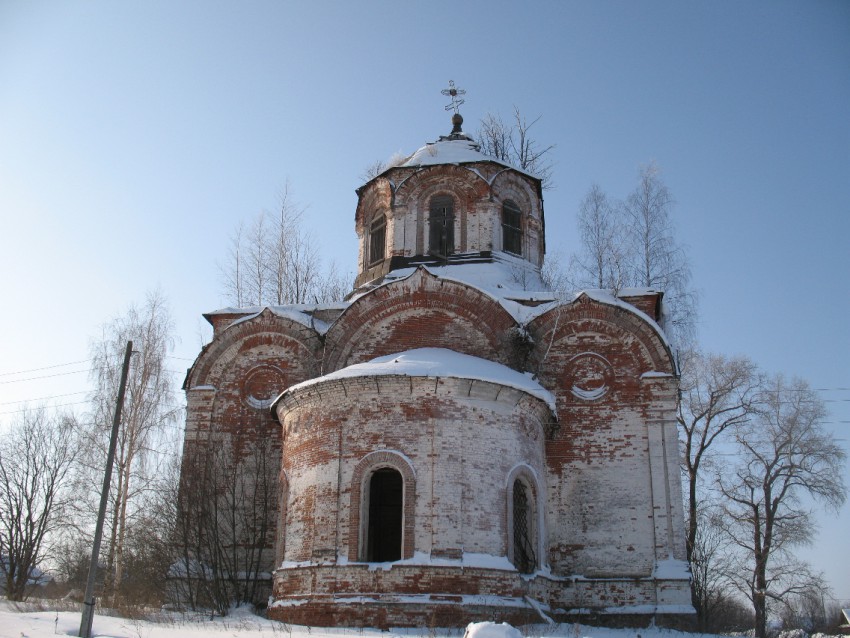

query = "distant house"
[[0, 559, 52, 594]]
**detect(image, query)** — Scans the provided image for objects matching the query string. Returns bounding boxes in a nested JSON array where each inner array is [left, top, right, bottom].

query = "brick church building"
[[181, 103, 693, 627]]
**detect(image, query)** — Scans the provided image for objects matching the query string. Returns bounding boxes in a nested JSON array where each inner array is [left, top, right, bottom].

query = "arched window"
[[429, 195, 454, 257], [368, 214, 386, 265], [502, 200, 523, 255], [276, 470, 289, 566], [511, 478, 536, 573], [366, 468, 403, 562]]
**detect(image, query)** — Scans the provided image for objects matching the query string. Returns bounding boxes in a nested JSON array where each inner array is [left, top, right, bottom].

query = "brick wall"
[[276, 374, 551, 566], [354, 161, 544, 287], [182, 276, 692, 626]]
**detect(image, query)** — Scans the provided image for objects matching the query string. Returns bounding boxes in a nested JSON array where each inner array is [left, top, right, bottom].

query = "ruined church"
[[181, 93, 692, 627]]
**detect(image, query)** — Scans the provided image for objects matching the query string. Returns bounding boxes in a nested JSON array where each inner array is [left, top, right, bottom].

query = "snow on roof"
[[464, 622, 523, 638], [204, 271, 668, 358], [205, 303, 346, 334], [356, 260, 670, 350], [399, 138, 539, 181], [577, 289, 672, 353], [652, 558, 691, 580], [281, 347, 557, 412], [356, 255, 556, 323], [401, 138, 499, 167]]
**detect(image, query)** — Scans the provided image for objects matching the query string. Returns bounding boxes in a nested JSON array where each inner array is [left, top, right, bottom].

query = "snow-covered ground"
[[0, 599, 732, 638]]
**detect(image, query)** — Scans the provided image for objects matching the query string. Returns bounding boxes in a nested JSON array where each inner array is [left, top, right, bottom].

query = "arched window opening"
[[502, 200, 523, 255], [369, 215, 386, 265], [512, 479, 535, 573], [429, 195, 455, 258], [366, 468, 403, 562]]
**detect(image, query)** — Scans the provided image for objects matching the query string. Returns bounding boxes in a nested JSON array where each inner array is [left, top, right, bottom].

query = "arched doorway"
[[366, 468, 403, 562]]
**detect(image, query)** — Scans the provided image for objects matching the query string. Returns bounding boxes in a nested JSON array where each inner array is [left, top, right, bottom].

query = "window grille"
[[429, 196, 454, 257], [512, 479, 535, 573], [369, 215, 386, 265], [502, 201, 523, 255]]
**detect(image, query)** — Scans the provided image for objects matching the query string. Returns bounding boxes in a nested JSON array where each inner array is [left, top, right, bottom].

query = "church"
[[181, 90, 693, 628]]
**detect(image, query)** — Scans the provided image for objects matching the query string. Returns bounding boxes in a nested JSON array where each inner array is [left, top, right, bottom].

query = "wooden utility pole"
[[79, 340, 133, 638]]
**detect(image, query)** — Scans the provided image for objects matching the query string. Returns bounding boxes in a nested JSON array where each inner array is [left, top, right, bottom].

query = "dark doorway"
[[367, 468, 403, 562]]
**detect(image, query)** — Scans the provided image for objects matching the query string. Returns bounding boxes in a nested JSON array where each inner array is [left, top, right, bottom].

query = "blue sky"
[[1, 1, 848, 603]]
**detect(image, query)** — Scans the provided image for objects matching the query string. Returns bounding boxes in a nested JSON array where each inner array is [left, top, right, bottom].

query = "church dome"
[[353, 112, 546, 289], [400, 137, 494, 169]]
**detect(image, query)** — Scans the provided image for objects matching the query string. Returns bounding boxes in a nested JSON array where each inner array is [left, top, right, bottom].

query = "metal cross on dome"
[[442, 80, 466, 113]]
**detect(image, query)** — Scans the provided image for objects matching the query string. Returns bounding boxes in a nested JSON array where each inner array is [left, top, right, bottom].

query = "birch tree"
[[220, 186, 350, 307], [572, 184, 628, 290], [566, 163, 697, 349], [221, 221, 246, 307], [84, 290, 179, 604], [623, 162, 696, 347]]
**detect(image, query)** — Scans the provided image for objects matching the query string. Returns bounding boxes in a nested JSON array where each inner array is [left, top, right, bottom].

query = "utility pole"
[[79, 340, 133, 638]]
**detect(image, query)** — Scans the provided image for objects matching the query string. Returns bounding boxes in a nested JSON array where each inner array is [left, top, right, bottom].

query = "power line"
[[0, 358, 92, 377], [0, 400, 90, 416], [0, 368, 92, 384], [0, 365, 187, 385], [0, 390, 89, 406]]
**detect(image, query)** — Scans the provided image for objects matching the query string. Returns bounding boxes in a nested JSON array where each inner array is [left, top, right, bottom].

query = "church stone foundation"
[[268, 563, 692, 629]]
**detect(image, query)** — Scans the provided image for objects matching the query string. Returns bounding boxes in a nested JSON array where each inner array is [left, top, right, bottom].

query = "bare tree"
[[540, 250, 571, 297], [567, 163, 697, 348], [174, 436, 277, 614], [717, 375, 846, 638], [571, 184, 628, 290], [688, 502, 751, 632], [0, 408, 77, 600], [220, 185, 349, 307], [360, 159, 387, 183], [221, 221, 246, 307], [111, 438, 181, 608], [359, 152, 407, 184], [779, 582, 839, 633], [84, 290, 179, 604], [314, 260, 352, 304], [623, 162, 696, 347], [677, 350, 762, 626], [245, 211, 269, 306], [477, 107, 555, 188], [477, 113, 512, 162], [267, 185, 320, 304]]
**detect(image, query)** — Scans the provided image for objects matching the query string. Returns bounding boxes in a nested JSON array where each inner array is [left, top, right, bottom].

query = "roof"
[[277, 347, 557, 413], [359, 112, 541, 188], [397, 137, 539, 182], [200, 263, 670, 351], [398, 137, 501, 168]]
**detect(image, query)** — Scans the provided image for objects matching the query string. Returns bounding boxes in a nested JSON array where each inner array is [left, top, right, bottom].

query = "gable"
[[323, 268, 519, 372]]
